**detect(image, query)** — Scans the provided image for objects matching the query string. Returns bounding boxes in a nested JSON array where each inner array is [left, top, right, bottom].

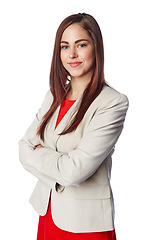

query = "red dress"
[[37, 99, 116, 240]]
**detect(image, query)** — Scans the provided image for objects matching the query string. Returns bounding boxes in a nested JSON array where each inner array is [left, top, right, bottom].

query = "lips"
[[68, 62, 82, 67]]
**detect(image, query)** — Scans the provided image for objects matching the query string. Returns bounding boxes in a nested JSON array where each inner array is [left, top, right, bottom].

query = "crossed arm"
[[19, 93, 129, 189]]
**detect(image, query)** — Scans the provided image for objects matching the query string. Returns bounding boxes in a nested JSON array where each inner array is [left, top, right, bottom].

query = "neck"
[[66, 72, 93, 100]]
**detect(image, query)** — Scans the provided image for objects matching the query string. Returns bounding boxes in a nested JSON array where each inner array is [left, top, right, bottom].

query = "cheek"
[[60, 52, 67, 67], [83, 48, 95, 63], [60, 52, 64, 64]]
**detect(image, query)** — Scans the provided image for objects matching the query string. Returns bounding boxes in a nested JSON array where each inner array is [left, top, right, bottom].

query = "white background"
[[0, 0, 160, 239]]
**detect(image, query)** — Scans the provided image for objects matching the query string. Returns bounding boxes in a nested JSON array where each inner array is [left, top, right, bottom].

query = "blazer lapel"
[[45, 95, 83, 148], [55, 95, 82, 134]]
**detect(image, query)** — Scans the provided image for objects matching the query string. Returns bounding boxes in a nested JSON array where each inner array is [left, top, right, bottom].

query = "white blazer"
[[19, 85, 129, 233]]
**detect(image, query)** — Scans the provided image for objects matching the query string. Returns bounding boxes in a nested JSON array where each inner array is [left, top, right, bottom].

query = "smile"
[[68, 62, 82, 68]]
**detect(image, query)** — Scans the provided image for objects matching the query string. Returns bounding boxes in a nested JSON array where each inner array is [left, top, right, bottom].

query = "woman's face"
[[60, 24, 95, 80]]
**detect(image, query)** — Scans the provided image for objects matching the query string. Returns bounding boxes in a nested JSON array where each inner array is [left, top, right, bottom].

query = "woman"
[[19, 13, 129, 240]]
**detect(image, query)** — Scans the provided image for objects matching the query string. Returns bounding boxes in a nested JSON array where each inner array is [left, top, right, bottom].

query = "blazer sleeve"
[[19, 90, 53, 150], [19, 93, 129, 188]]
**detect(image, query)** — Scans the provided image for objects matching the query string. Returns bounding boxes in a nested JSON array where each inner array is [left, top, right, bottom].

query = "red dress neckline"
[[64, 99, 76, 102]]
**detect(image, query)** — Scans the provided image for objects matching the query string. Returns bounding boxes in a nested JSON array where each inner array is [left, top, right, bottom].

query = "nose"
[[69, 46, 78, 59]]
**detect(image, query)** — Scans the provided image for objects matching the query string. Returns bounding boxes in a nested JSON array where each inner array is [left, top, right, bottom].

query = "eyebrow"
[[60, 39, 89, 44]]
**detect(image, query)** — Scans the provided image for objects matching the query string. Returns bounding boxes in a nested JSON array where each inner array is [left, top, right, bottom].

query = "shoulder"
[[41, 89, 53, 107], [44, 89, 53, 102], [37, 89, 53, 119], [95, 85, 129, 108]]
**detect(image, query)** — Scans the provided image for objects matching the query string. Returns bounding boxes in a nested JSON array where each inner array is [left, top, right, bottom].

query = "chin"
[[69, 71, 85, 79]]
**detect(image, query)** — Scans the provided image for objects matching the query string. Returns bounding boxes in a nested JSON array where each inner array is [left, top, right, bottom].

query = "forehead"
[[61, 23, 90, 42]]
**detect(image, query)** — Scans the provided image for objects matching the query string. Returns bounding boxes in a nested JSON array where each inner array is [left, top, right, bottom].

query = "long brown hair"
[[37, 13, 108, 141]]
